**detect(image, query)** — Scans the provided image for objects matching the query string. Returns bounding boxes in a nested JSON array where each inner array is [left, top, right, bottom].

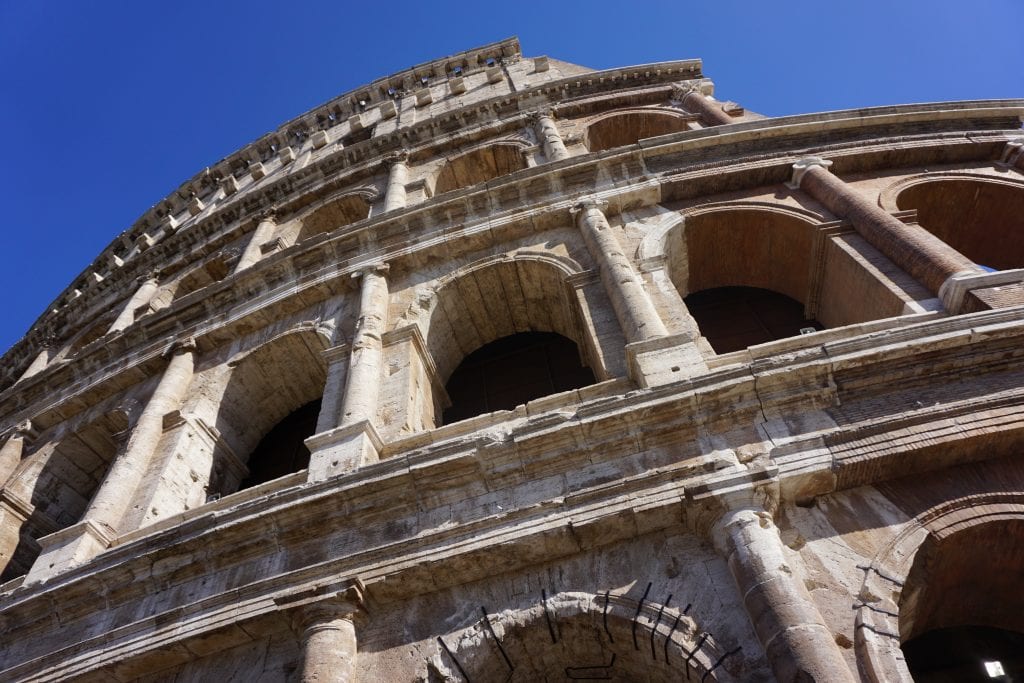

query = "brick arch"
[[433, 140, 530, 195], [855, 494, 1024, 683], [584, 108, 691, 153], [665, 203, 822, 304], [433, 591, 739, 682], [881, 173, 1024, 271]]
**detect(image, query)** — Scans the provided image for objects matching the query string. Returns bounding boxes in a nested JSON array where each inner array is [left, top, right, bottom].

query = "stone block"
[[311, 130, 330, 149], [448, 77, 466, 95], [486, 66, 503, 84], [415, 88, 432, 107]]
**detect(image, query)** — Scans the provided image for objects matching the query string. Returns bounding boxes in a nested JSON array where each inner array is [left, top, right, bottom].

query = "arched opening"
[[295, 194, 371, 242], [1, 412, 125, 581], [212, 330, 328, 495], [667, 208, 824, 353], [436, 592, 738, 682], [685, 286, 822, 354], [238, 399, 320, 489], [900, 519, 1024, 681], [434, 143, 527, 195], [585, 110, 690, 153], [895, 177, 1024, 271], [442, 332, 595, 424], [424, 258, 602, 427]]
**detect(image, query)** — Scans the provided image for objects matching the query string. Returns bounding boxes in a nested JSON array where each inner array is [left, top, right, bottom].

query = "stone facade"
[[1, 37, 1023, 681]]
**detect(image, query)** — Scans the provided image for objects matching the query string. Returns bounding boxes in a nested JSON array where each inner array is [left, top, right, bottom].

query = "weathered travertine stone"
[[339, 264, 389, 427], [382, 154, 409, 213], [84, 339, 196, 535], [235, 211, 278, 273], [286, 589, 363, 683], [715, 507, 856, 682], [573, 199, 668, 343], [108, 276, 160, 333], [15, 347, 51, 384], [791, 159, 982, 306], [530, 110, 569, 162], [0, 422, 32, 485]]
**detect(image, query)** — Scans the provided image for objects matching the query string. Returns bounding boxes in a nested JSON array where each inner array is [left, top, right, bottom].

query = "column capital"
[[352, 262, 390, 280], [570, 197, 609, 217], [527, 108, 556, 124], [258, 207, 279, 223], [382, 150, 410, 168], [136, 272, 161, 287], [671, 78, 714, 100], [277, 581, 367, 633], [786, 156, 833, 190], [4, 419, 36, 443], [1000, 137, 1024, 165], [169, 336, 197, 356]]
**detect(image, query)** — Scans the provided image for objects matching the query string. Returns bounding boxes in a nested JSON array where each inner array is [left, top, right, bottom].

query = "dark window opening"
[[685, 286, 823, 354], [239, 399, 321, 489], [902, 625, 1024, 682], [442, 332, 595, 425]]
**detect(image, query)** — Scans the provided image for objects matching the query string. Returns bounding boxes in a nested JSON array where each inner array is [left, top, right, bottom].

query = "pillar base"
[[625, 333, 706, 387], [305, 420, 383, 483], [25, 519, 114, 584]]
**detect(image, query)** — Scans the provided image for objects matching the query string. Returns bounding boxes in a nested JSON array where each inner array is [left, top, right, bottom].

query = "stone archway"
[[432, 591, 740, 682], [855, 494, 1024, 682], [883, 173, 1024, 271], [584, 109, 690, 153], [434, 142, 529, 195]]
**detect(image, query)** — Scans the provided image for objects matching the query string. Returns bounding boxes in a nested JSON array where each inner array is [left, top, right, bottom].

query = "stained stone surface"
[[0, 36, 1023, 682]]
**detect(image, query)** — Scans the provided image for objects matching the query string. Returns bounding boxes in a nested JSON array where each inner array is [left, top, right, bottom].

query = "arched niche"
[[666, 207, 823, 352], [888, 175, 1024, 271], [442, 332, 596, 425], [149, 254, 231, 312], [294, 192, 372, 243], [585, 109, 690, 153], [899, 519, 1024, 681], [434, 142, 528, 195], [1, 410, 127, 581], [422, 257, 597, 425], [212, 328, 329, 493], [434, 591, 740, 682]]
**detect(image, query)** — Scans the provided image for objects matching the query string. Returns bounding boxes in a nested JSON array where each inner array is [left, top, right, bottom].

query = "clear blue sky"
[[1, 1, 1021, 356]]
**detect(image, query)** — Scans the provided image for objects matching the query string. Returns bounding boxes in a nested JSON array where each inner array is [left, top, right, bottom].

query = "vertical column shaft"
[[16, 347, 52, 385], [573, 200, 667, 343], [716, 508, 855, 682], [794, 160, 980, 297], [297, 610, 358, 683], [338, 265, 389, 427], [382, 155, 409, 213], [0, 422, 32, 485], [532, 111, 569, 162], [108, 276, 160, 334], [682, 92, 734, 126], [235, 212, 279, 273], [84, 339, 196, 534]]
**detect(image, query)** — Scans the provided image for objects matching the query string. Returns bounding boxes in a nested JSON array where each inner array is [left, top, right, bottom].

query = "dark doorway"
[[685, 286, 823, 354], [902, 625, 1024, 682], [442, 332, 595, 425], [239, 399, 321, 489]]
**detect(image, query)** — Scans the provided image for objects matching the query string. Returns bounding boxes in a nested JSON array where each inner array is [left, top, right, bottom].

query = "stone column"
[[790, 157, 981, 306], [108, 275, 160, 334], [15, 346, 52, 385], [715, 507, 855, 682], [234, 210, 279, 273], [305, 266, 389, 481], [530, 110, 569, 162], [0, 421, 34, 485], [84, 338, 196, 535], [278, 584, 365, 683], [338, 264, 389, 427], [674, 81, 733, 126], [572, 199, 668, 343], [382, 153, 409, 213]]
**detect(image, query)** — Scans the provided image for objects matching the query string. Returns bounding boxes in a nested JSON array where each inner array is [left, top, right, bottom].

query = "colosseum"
[[1, 37, 1023, 682]]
